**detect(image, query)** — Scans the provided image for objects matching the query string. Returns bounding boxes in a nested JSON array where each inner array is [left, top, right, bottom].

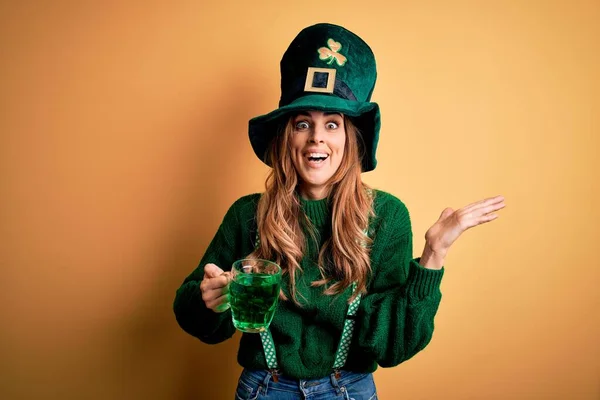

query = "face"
[[289, 110, 346, 200]]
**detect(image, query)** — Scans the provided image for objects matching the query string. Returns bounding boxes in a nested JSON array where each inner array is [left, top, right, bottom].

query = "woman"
[[174, 23, 504, 399]]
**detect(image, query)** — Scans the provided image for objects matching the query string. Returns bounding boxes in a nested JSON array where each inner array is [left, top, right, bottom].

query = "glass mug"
[[229, 258, 282, 333]]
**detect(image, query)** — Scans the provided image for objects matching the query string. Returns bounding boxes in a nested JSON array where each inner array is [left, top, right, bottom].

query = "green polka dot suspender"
[[257, 284, 361, 379], [332, 282, 361, 372], [254, 227, 365, 381], [259, 329, 278, 371]]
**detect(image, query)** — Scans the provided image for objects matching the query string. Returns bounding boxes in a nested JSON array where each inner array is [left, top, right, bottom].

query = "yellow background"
[[1, 1, 598, 399]]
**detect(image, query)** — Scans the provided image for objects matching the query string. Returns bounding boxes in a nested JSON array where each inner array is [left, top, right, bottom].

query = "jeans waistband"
[[240, 368, 370, 396]]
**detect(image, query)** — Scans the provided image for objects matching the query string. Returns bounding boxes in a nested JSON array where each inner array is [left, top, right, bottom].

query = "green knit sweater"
[[173, 190, 444, 380]]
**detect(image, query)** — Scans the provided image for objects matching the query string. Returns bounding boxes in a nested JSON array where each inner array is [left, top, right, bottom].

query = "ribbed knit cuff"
[[174, 280, 232, 341], [405, 258, 444, 299]]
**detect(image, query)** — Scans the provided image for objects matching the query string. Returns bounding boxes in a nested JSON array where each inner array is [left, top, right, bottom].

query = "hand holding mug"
[[200, 263, 231, 313]]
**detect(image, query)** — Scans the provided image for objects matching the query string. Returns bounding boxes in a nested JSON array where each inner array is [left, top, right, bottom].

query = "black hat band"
[[279, 68, 357, 107]]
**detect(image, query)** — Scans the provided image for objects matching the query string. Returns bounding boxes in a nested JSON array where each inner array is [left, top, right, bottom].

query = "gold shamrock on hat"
[[318, 38, 347, 66]]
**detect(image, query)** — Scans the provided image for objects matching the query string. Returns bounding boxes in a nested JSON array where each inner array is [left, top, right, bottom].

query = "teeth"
[[307, 153, 328, 158]]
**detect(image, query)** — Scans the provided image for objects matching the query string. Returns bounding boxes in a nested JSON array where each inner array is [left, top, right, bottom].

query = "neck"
[[298, 184, 331, 200]]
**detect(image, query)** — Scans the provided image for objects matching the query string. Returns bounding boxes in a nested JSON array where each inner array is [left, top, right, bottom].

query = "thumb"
[[438, 207, 454, 221], [204, 263, 225, 279]]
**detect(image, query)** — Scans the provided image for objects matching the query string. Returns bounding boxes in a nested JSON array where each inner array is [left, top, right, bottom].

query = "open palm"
[[425, 195, 506, 254]]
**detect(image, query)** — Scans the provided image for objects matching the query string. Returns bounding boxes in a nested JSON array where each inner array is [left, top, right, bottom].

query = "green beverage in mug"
[[229, 259, 282, 333]]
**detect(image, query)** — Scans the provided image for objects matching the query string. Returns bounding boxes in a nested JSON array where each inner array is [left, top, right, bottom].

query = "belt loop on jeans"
[[259, 370, 272, 396], [329, 371, 342, 395]]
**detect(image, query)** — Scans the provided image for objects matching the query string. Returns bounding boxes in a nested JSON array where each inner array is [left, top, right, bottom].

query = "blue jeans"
[[235, 368, 378, 400]]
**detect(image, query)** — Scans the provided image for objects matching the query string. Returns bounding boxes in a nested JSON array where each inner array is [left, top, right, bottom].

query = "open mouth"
[[305, 152, 329, 164]]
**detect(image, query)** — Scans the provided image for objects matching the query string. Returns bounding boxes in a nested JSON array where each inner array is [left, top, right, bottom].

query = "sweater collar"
[[299, 196, 329, 228]]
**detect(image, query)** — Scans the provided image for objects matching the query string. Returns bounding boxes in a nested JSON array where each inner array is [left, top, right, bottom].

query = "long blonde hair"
[[250, 115, 374, 304]]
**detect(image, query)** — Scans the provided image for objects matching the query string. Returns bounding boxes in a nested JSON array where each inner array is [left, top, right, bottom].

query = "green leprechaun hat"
[[248, 23, 380, 172]]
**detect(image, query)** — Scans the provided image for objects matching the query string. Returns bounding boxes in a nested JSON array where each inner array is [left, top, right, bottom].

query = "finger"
[[204, 290, 229, 306], [486, 202, 506, 213], [476, 213, 499, 225], [467, 202, 505, 218], [221, 271, 232, 285], [205, 293, 230, 313], [457, 202, 504, 228], [462, 195, 505, 213], [202, 286, 228, 302], [214, 301, 231, 313], [438, 207, 454, 221], [204, 263, 225, 279], [202, 275, 230, 291]]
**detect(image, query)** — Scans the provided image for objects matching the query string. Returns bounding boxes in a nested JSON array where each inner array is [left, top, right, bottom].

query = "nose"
[[308, 123, 325, 143]]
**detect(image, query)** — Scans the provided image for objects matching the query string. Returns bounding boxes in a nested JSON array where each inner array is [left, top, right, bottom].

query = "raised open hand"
[[424, 195, 506, 256]]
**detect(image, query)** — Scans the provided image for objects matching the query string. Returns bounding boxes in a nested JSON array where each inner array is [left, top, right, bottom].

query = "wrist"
[[419, 242, 447, 270]]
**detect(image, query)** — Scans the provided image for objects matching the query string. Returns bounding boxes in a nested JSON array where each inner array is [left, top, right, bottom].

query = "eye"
[[295, 121, 310, 130], [326, 121, 339, 129]]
